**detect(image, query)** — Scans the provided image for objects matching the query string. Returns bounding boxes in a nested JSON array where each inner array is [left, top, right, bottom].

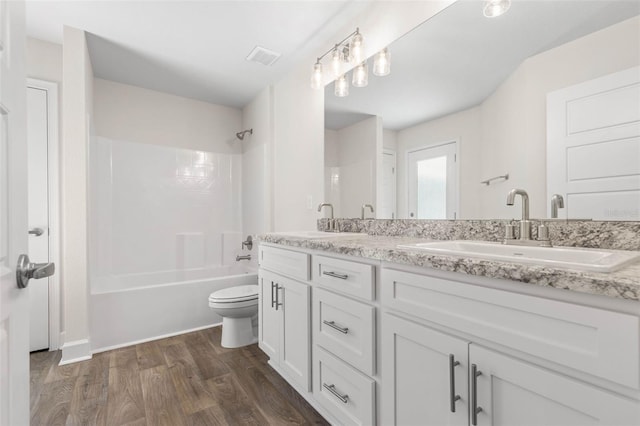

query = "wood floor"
[[30, 327, 329, 426]]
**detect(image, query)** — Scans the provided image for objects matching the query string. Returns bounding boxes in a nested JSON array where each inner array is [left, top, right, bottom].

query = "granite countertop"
[[258, 234, 640, 302]]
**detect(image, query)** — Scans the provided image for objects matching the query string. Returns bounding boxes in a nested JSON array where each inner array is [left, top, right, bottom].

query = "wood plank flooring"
[[30, 327, 328, 426]]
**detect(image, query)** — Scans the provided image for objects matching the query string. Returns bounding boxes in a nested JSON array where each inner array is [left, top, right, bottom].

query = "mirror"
[[324, 0, 640, 220]]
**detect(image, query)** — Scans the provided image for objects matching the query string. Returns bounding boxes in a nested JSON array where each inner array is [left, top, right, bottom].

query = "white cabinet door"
[[280, 276, 311, 391], [258, 269, 279, 360], [470, 345, 640, 426], [381, 313, 469, 426]]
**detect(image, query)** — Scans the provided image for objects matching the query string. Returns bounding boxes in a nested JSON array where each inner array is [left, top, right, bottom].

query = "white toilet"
[[208, 284, 259, 348]]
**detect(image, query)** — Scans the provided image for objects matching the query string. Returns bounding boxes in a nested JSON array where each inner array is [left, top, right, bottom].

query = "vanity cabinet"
[[381, 267, 640, 426], [381, 313, 469, 426], [258, 246, 311, 391]]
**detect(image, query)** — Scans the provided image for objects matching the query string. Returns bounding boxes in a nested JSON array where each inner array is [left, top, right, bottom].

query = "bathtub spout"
[[236, 254, 251, 261]]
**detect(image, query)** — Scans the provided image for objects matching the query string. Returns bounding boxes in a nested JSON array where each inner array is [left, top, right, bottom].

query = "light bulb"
[[310, 61, 323, 90], [352, 61, 368, 87], [483, 0, 511, 18], [330, 47, 342, 78], [334, 74, 349, 97], [373, 48, 390, 76], [350, 31, 365, 64]]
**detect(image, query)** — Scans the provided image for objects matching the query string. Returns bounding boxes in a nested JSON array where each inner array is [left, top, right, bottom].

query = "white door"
[[0, 1, 30, 424], [547, 67, 640, 220], [469, 345, 640, 426], [27, 86, 49, 352], [280, 276, 310, 391], [407, 142, 458, 219], [258, 270, 279, 360], [379, 150, 396, 219], [381, 314, 469, 426]]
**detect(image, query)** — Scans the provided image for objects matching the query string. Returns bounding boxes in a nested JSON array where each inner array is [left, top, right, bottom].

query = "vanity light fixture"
[[352, 61, 368, 87], [372, 47, 390, 76], [311, 28, 392, 96], [335, 74, 349, 97], [483, 0, 511, 18]]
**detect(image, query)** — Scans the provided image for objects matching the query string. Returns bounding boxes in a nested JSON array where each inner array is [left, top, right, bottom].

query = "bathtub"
[[90, 265, 257, 352]]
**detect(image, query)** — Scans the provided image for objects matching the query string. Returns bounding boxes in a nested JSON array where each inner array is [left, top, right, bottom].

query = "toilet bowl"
[[209, 284, 259, 348]]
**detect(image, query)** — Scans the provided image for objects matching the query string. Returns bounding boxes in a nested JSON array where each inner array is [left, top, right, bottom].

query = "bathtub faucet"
[[236, 254, 251, 261]]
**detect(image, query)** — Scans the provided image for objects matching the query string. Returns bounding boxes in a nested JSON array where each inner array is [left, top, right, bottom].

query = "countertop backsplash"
[[318, 219, 640, 251]]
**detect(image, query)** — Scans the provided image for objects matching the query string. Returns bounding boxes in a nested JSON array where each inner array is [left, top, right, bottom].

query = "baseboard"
[[91, 323, 222, 355], [59, 338, 92, 365]]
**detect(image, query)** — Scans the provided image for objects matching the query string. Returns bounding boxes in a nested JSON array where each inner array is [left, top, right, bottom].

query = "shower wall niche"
[[89, 136, 242, 284]]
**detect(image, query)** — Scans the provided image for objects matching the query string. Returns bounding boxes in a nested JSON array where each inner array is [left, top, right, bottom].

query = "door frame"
[[382, 148, 397, 219], [405, 140, 460, 219], [27, 78, 61, 351]]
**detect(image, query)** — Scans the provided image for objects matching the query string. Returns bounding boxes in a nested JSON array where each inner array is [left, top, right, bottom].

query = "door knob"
[[28, 227, 45, 236], [16, 254, 55, 289]]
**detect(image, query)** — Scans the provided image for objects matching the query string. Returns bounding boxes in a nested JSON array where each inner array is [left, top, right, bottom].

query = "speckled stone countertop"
[[258, 233, 640, 302]]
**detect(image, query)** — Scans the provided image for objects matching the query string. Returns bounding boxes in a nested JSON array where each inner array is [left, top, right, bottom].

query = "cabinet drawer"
[[314, 347, 375, 426], [382, 268, 640, 390], [314, 288, 375, 375], [313, 255, 374, 301], [259, 245, 309, 281]]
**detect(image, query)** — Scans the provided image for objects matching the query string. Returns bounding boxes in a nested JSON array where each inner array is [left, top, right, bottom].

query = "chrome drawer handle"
[[323, 383, 349, 403], [449, 354, 461, 413], [323, 320, 349, 334], [471, 364, 483, 426], [323, 271, 348, 280]]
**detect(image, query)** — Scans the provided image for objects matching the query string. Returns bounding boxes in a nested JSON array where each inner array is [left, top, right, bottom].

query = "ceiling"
[[324, 0, 640, 131], [26, 0, 371, 108]]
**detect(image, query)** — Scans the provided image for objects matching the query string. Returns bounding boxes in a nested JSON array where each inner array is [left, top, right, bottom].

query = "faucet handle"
[[537, 222, 550, 242], [504, 222, 516, 241]]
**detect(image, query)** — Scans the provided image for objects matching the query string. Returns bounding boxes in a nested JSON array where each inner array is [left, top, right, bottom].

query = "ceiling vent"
[[246, 46, 281, 66]]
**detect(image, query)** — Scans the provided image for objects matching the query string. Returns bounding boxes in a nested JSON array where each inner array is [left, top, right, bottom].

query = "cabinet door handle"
[[471, 364, 483, 426], [275, 284, 283, 311], [449, 354, 461, 413], [270, 281, 276, 308], [323, 383, 349, 403], [322, 320, 349, 334], [322, 271, 348, 280]]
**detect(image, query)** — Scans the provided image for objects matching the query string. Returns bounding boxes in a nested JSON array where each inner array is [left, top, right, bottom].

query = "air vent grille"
[[246, 46, 281, 66]]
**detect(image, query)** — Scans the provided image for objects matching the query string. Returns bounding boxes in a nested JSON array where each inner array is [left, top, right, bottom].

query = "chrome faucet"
[[361, 204, 374, 219], [550, 194, 564, 219], [506, 188, 531, 240], [318, 203, 337, 232], [505, 188, 551, 247]]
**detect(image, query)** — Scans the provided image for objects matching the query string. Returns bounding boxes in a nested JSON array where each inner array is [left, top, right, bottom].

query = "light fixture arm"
[[315, 28, 360, 64]]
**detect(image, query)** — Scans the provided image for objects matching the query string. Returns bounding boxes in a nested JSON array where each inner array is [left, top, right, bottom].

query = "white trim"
[[27, 78, 61, 351], [91, 322, 222, 355], [382, 148, 397, 219], [59, 339, 92, 365]]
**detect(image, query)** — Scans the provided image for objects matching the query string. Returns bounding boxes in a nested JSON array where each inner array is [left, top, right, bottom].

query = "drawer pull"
[[275, 284, 283, 311], [449, 354, 461, 413], [471, 364, 483, 426], [323, 320, 349, 334], [270, 281, 276, 308], [323, 271, 349, 280], [323, 383, 349, 403]]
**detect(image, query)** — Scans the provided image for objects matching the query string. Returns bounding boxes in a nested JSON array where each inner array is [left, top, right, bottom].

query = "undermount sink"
[[268, 231, 366, 239], [397, 240, 640, 273]]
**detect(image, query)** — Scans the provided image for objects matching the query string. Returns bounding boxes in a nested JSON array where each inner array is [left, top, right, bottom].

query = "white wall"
[[383, 129, 397, 151], [60, 26, 92, 363], [396, 15, 640, 220], [93, 78, 242, 154], [241, 86, 273, 267], [27, 37, 62, 83]]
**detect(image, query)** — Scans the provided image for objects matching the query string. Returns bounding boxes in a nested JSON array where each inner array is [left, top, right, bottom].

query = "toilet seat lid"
[[209, 284, 259, 303]]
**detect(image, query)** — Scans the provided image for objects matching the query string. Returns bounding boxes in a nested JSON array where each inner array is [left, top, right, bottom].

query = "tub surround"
[[259, 220, 640, 301]]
